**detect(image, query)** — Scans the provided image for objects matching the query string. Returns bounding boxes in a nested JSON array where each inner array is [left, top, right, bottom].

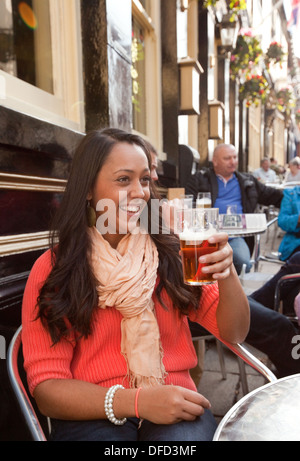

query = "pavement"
[[195, 219, 284, 423]]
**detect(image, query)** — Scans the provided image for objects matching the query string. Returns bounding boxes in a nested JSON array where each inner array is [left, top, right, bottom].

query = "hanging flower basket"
[[203, 0, 218, 7], [230, 31, 263, 80], [239, 74, 269, 107], [265, 41, 285, 69], [203, 0, 246, 20], [227, 0, 247, 20], [276, 87, 296, 116]]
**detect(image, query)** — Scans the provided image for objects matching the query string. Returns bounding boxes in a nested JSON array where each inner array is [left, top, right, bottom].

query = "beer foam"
[[196, 198, 211, 205], [179, 226, 216, 241]]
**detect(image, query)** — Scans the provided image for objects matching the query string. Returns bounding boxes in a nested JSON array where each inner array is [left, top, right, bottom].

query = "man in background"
[[185, 144, 283, 274], [151, 141, 300, 381], [253, 157, 277, 184]]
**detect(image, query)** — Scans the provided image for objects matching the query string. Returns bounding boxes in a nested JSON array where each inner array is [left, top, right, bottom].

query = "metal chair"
[[190, 322, 277, 396], [274, 272, 300, 324], [7, 326, 48, 441], [8, 323, 276, 441], [191, 330, 227, 380], [223, 342, 277, 385], [252, 216, 284, 271]]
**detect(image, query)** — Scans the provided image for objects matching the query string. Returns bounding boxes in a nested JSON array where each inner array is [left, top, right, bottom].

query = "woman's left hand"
[[199, 232, 233, 281]]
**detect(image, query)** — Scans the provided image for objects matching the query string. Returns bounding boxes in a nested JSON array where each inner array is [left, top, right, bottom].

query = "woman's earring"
[[86, 201, 97, 227]]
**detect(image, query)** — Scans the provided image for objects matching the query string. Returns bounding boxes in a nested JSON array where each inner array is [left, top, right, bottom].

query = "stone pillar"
[[80, 0, 132, 132], [198, 8, 215, 167], [239, 101, 248, 171], [160, 0, 179, 168]]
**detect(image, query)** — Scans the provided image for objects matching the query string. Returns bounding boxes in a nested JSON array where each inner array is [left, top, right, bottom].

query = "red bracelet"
[[135, 387, 142, 419]]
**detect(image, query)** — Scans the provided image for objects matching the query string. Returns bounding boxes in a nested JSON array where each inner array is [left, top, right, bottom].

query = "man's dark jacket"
[[185, 167, 283, 253], [185, 167, 283, 211]]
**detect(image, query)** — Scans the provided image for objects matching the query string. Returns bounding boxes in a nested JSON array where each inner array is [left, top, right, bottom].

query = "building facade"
[[0, 0, 299, 439]]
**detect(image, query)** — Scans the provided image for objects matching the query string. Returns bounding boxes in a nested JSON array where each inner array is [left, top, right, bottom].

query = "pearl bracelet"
[[104, 384, 127, 426]]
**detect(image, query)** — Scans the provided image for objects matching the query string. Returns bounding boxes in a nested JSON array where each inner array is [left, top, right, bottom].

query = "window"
[[0, 0, 84, 131], [131, 0, 162, 146], [0, 0, 53, 93]]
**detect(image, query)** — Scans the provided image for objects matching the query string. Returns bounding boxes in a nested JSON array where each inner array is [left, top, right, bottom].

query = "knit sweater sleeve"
[[22, 250, 75, 396]]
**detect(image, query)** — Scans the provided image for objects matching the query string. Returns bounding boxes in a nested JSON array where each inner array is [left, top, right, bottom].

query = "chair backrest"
[[7, 326, 47, 441], [226, 342, 277, 383], [274, 273, 300, 312], [189, 321, 277, 383]]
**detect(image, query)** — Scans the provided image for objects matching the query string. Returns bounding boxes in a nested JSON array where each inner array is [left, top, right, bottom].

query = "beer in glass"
[[196, 192, 212, 209], [178, 208, 219, 286]]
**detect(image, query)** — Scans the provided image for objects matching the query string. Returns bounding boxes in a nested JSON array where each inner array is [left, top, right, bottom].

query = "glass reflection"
[[0, 0, 53, 93], [0, 190, 63, 236]]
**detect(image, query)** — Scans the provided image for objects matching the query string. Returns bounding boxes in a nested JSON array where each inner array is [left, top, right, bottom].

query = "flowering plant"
[[296, 109, 300, 124], [227, 0, 247, 20], [230, 31, 263, 79], [276, 88, 295, 116], [131, 35, 144, 111], [203, 0, 246, 20], [239, 74, 269, 107], [265, 41, 285, 68], [203, 0, 218, 6]]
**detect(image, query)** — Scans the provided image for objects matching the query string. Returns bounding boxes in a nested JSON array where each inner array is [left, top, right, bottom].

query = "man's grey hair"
[[260, 157, 270, 165], [289, 157, 300, 166], [213, 144, 236, 159]]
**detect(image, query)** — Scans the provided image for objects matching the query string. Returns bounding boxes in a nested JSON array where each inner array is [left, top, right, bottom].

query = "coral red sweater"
[[22, 249, 221, 396]]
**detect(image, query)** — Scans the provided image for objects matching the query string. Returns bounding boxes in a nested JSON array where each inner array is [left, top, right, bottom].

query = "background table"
[[220, 214, 268, 271], [219, 213, 267, 238], [213, 374, 300, 441], [265, 181, 300, 189]]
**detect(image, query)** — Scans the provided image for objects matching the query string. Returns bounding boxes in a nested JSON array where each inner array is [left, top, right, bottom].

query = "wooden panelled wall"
[[0, 106, 83, 440]]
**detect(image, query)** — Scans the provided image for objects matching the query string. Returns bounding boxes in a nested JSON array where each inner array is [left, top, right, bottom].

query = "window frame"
[[0, 0, 84, 132], [131, 0, 163, 150]]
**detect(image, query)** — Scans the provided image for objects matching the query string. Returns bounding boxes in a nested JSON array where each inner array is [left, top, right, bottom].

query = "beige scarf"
[[88, 227, 166, 387]]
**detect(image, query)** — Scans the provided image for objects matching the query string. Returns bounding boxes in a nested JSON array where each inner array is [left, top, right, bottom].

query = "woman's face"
[[89, 142, 151, 248]]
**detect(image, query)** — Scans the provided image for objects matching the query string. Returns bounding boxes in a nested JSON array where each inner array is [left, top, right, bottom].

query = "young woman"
[[22, 128, 249, 441]]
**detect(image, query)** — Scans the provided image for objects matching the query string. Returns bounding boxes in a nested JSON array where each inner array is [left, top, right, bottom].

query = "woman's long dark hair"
[[38, 128, 201, 343]]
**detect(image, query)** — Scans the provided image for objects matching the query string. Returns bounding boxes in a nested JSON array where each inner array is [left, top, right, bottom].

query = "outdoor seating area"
[[2, 0, 300, 442], [197, 223, 300, 439], [6, 199, 300, 441]]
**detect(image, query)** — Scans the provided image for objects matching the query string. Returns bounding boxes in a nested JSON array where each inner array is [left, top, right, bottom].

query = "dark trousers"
[[246, 297, 300, 377], [245, 252, 300, 376], [189, 294, 300, 378], [50, 412, 217, 442]]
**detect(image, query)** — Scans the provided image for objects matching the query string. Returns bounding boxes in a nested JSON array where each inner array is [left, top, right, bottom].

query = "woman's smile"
[[89, 142, 151, 248], [119, 202, 143, 216]]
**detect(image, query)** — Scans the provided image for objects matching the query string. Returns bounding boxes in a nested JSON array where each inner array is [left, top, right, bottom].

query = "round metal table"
[[219, 213, 268, 271], [213, 374, 300, 441]]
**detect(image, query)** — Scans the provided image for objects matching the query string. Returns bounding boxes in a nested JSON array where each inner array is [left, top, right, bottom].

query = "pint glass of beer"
[[196, 192, 212, 209], [178, 208, 219, 286]]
